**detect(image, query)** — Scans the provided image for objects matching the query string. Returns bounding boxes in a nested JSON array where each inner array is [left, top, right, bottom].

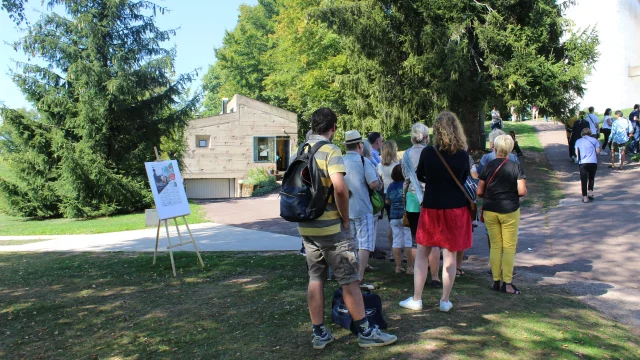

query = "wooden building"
[[182, 94, 298, 199]]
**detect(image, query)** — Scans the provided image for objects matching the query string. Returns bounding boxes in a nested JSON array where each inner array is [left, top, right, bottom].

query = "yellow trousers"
[[484, 209, 520, 283]]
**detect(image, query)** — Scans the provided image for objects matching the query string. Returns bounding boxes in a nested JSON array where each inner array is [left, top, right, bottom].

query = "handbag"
[[361, 156, 384, 214], [479, 157, 509, 222], [432, 146, 477, 214]]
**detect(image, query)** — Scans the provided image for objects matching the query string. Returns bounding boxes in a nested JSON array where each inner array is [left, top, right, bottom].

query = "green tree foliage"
[[0, 0, 199, 218], [315, 0, 599, 147], [203, 0, 598, 149]]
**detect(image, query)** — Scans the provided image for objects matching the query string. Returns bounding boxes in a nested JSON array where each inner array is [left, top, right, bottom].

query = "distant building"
[[183, 94, 298, 199], [565, 0, 640, 110]]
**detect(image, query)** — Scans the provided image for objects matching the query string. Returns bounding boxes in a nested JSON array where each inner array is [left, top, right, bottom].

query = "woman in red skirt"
[[399, 111, 473, 312]]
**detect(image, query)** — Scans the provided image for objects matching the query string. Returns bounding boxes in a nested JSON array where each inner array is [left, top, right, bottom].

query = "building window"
[[253, 137, 276, 162], [196, 135, 210, 148]]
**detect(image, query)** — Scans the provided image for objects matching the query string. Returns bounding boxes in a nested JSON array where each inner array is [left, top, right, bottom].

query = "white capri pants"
[[390, 219, 412, 248]]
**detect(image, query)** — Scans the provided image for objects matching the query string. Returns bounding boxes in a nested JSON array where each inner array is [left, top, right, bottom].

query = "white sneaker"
[[399, 297, 423, 311], [439, 300, 453, 312], [601, 151, 608, 155]]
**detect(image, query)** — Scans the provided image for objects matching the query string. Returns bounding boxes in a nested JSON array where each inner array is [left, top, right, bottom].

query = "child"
[[385, 164, 415, 274], [509, 130, 524, 156]]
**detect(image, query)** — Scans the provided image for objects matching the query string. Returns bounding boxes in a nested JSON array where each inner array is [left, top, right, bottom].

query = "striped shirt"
[[297, 135, 346, 237]]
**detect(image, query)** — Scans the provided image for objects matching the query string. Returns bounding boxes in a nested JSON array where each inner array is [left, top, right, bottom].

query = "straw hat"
[[344, 130, 363, 145]]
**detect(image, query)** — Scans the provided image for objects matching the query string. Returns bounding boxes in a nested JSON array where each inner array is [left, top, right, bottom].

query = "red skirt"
[[415, 207, 472, 252]]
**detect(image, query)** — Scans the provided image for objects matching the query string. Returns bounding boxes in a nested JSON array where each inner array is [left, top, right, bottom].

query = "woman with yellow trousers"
[[477, 135, 527, 294]]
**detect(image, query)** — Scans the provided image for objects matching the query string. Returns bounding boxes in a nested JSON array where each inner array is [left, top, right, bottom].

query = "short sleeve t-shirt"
[[586, 113, 600, 134], [610, 117, 632, 144], [386, 181, 405, 220], [343, 152, 379, 219], [479, 158, 526, 214], [575, 136, 600, 164], [297, 135, 346, 237]]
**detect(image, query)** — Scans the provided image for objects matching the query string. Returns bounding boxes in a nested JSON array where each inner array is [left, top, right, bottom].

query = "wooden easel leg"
[[183, 217, 204, 268], [164, 219, 177, 277], [173, 218, 185, 246], [153, 220, 161, 265]]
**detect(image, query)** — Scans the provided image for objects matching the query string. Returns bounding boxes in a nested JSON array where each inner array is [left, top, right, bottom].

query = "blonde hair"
[[411, 123, 429, 144], [433, 111, 467, 154], [381, 140, 398, 165], [493, 135, 514, 157]]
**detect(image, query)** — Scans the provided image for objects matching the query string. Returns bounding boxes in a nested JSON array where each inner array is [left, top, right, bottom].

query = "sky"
[[0, 0, 258, 109]]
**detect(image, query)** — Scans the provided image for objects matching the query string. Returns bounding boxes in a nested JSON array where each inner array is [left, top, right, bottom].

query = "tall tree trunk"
[[459, 104, 484, 150]]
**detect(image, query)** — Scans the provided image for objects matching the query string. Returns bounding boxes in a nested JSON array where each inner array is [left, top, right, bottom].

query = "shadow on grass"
[[1, 252, 638, 359]]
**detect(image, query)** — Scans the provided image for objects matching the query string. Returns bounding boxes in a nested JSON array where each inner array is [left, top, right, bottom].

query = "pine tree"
[[0, 0, 199, 218]]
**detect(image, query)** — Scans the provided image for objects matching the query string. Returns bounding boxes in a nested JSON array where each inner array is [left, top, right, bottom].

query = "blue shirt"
[[386, 181, 405, 219], [370, 148, 381, 167], [610, 117, 632, 144], [343, 151, 379, 219], [477, 151, 519, 174]]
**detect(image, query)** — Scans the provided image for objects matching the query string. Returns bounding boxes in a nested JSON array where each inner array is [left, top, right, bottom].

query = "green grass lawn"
[[0, 252, 638, 359], [0, 203, 209, 236]]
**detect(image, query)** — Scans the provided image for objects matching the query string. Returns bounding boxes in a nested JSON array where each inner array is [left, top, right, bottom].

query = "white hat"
[[344, 130, 363, 145]]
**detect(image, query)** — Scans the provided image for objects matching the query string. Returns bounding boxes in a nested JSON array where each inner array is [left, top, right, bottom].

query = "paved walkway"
[[0, 222, 302, 252], [504, 121, 640, 329]]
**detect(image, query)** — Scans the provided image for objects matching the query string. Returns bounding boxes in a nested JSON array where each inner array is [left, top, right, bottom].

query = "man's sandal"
[[500, 283, 521, 294], [456, 268, 465, 277]]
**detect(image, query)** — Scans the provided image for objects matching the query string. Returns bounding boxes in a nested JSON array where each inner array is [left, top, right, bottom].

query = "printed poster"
[[144, 160, 191, 220]]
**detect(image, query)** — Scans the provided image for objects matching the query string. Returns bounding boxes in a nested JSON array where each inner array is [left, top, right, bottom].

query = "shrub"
[[244, 168, 279, 196]]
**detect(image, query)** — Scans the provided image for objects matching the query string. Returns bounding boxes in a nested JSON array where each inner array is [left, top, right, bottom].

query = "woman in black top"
[[399, 111, 472, 313], [477, 135, 527, 295]]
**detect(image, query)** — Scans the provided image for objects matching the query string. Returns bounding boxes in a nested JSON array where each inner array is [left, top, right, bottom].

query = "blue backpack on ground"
[[280, 141, 333, 222], [331, 288, 388, 334]]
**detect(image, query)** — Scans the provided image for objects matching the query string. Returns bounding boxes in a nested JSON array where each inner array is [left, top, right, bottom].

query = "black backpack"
[[331, 288, 388, 334], [279, 140, 333, 222]]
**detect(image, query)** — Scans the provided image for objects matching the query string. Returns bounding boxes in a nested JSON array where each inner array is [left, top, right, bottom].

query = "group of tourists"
[[567, 105, 639, 203], [292, 107, 528, 350]]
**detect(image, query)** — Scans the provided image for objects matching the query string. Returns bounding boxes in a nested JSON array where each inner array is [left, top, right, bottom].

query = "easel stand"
[[153, 215, 204, 277]]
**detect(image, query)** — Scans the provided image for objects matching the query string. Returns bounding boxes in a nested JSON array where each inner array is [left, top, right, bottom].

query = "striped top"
[[297, 135, 346, 237]]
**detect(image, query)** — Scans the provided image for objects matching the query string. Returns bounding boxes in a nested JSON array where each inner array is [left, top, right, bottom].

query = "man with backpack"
[[343, 130, 382, 288], [281, 108, 396, 350]]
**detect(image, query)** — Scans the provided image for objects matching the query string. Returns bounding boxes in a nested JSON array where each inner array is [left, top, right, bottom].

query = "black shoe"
[[431, 280, 443, 289]]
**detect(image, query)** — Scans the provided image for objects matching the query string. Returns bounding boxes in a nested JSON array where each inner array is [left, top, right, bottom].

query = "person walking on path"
[[600, 108, 613, 155], [343, 130, 382, 286], [609, 110, 634, 170], [628, 104, 640, 155], [399, 111, 473, 313], [477, 134, 527, 295], [569, 112, 590, 164], [367, 132, 384, 167], [401, 123, 442, 288], [532, 104, 539, 121], [585, 106, 601, 140], [377, 140, 400, 254], [575, 128, 601, 203], [298, 109, 397, 349], [386, 164, 415, 274]]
